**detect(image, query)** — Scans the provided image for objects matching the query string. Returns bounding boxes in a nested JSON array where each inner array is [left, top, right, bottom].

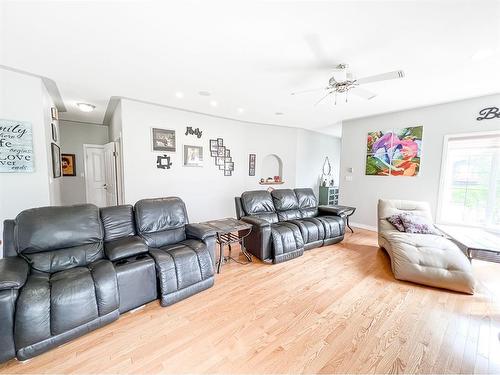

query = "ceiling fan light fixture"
[[76, 103, 96, 112]]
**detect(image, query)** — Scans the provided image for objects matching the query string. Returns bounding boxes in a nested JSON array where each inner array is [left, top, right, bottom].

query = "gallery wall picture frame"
[[152, 127, 176, 152], [61, 153, 76, 176], [51, 143, 61, 178], [51, 123, 58, 142], [224, 169, 232, 176], [183, 145, 203, 167], [217, 138, 223, 146], [249, 154, 256, 176], [209, 139, 218, 156], [51, 107, 59, 120], [216, 156, 225, 166], [217, 146, 225, 157]]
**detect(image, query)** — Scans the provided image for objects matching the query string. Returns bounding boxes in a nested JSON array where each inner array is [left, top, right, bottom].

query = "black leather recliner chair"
[[0, 205, 120, 361], [134, 197, 216, 306], [235, 188, 345, 263], [0, 197, 216, 363]]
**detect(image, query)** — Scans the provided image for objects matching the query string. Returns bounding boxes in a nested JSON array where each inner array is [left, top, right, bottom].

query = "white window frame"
[[437, 130, 500, 231]]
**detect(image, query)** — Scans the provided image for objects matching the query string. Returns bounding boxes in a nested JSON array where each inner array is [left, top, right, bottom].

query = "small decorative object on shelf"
[[319, 185, 339, 205]]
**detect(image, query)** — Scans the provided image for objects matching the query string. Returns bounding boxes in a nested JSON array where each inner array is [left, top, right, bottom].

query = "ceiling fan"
[[291, 64, 405, 105]]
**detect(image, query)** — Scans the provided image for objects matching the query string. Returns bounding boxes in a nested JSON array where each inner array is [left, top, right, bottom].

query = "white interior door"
[[84, 145, 107, 207], [103, 142, 118, 206]]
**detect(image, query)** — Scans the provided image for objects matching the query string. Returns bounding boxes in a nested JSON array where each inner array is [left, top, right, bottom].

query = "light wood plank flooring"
[[1, 228, 499, 374]]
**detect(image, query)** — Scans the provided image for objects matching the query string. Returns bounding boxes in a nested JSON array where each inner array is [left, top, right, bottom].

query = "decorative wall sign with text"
[[156, 155, 172, 169], [476, 107, 500, 121], [249, 154, 256, 176], [0, 118, 34, 173], [185, 126, 203, 138]]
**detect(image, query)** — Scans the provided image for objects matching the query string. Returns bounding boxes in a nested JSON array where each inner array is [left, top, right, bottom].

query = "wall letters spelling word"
[[185, 126, 203, 138], [0, 119, 34, 173], [477, 107, 500, 121]]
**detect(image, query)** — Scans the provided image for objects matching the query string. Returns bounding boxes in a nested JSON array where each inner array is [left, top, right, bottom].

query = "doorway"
[[83, 142, 119, 207]]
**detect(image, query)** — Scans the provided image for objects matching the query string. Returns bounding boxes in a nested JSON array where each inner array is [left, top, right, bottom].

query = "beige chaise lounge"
[[377, 199, 475, 294]]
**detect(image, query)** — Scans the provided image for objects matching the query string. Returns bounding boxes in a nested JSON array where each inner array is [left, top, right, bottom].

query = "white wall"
[[339, 94, 500, 230], [0, 69, 56, 256], [296, 128, 341, 194], [119, 99, 339, 222], [59, 120, 109, 205]]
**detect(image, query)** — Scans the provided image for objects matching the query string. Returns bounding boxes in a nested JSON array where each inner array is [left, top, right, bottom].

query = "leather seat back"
[[294, 188, 319, 218], [271, 189, 301, 221], [14, 204, 104, 273], [134, 197, 188, 248], [100, 205, 136, 241], [240, 190, 278, 223]]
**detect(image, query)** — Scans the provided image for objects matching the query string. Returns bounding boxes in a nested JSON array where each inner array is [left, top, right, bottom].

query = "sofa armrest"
[[185, 223, 216, 241], [0, 257, 29, 290], [104, 236, 149, 262], [240, 216, 271, 229], [318, 205, 346, 217]]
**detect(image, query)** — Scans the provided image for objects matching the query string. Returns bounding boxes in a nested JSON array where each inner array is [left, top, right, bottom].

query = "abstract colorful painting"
[[366, 126, 423, 176]]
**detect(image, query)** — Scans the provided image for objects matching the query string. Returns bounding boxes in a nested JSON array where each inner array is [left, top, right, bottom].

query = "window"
[[438, 132, 500, 230]]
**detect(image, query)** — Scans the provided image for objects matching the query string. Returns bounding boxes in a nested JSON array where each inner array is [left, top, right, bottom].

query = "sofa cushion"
[[15, 204, 103, 254], [104, 236, 148, 262], [294, 188, 319, 218], [270, 222, 304, 258], [100, 205, 136, 241], [271, 189, 301, 221], [149, 239, 214, 306], [135, 197, 188, 248], [290, 218, 325, 244], [316, 216, 345, 238], [15, 260, 118, 349], [380, 231, 475, 294]]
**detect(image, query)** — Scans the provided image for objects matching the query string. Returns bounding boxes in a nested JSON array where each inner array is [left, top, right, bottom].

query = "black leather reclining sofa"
[[0, 197, 215, 363], [235, 188, 345, 263]]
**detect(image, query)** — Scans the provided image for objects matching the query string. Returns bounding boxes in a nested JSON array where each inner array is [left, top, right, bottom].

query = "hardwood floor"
[[1, 228, 499, 374]]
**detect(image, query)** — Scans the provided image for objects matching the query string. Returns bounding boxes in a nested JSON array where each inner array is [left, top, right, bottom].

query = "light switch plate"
[[345, 175, 353, 181]]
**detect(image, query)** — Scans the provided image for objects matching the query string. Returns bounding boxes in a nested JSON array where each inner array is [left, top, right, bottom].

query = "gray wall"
[[117, 99, 341, 223], [339, 94, 500, 229], [296, 128, 341, 194], [59, 120, 109, 205]]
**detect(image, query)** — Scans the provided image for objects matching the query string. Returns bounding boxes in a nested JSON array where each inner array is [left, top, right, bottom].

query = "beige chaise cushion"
[[378, 199, 475, 294]]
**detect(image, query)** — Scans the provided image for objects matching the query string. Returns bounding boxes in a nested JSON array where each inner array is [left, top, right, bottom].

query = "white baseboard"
[[349, 222, 377, 232]]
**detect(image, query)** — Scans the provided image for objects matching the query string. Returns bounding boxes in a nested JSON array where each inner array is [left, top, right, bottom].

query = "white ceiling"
[[1, 0, 499, 136]]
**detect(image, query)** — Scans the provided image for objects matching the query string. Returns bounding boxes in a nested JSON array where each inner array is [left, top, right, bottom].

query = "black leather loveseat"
[[0, 197, 215, 363], [235, 188, 345, 263]]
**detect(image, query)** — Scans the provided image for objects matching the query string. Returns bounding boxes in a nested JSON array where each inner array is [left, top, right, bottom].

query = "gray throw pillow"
[[399, 212, 438, 234], [387, 214, 405, 232]]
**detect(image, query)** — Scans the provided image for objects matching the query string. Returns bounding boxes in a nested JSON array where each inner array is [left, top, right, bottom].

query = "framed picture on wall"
[[249, 154, 256, 176], [152, 128, 176, 152], [61, 153, 76, 176], [51, 123, 58, 142], [183, 145, 203, 167], [51, 107, 59, 120], [51, 143, 61, 178]]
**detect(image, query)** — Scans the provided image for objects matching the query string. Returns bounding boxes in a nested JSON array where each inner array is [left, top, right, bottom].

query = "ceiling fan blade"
[[350, 87, 377, 100], [315, 92, 331, 106], [291, 87, 327, 96], [356, 70, 405, 85], [304, 34, 343, 70]]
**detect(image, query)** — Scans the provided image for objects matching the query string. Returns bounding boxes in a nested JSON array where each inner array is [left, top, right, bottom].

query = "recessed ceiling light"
[[237, 107, 244, 113], [77, 103, 96, 112], [472, 48, 495, 61], [198, 91, 211, 96], [175, 92, 184, 98], [275, 112, 284, 115], [210, 100, 218, 107]]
